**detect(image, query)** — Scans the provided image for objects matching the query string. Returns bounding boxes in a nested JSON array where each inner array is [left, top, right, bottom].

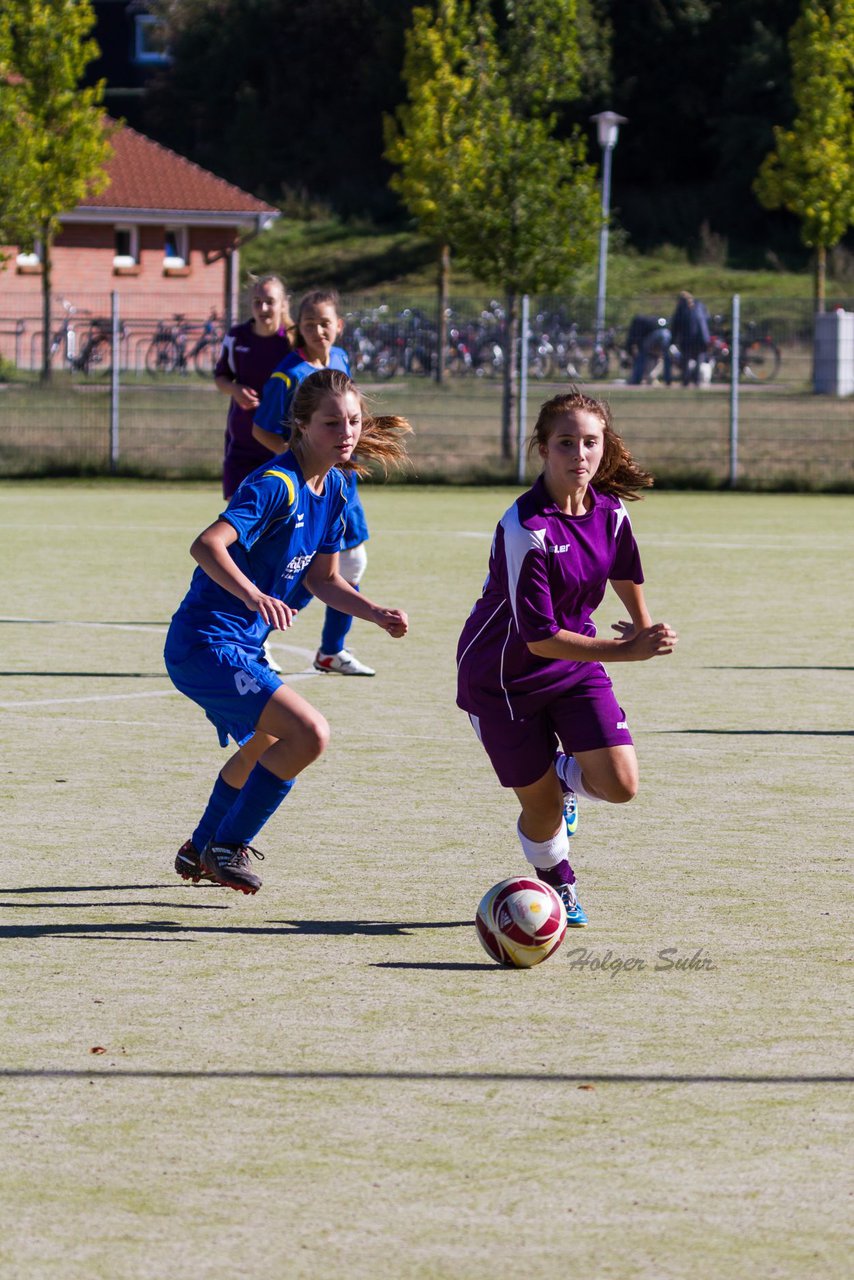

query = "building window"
[[16, 241, 42, 270], [113, 225, 139, 268], [163, 226, 189, 269], [133, 14, 171, 65]]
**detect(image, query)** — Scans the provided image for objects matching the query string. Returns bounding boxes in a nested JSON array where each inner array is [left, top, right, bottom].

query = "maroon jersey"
[[457, 477, 644, 722], [216, 320, 291, 497]]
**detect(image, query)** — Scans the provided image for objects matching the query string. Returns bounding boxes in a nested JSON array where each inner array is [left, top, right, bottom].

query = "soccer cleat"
[[313, 648, 375, 677], [563, 789, 579, 837], [558, 881, 588, 928], [262, 639, 282, 673], [201, 841, 265, 895], [174, 839, 219, 884]]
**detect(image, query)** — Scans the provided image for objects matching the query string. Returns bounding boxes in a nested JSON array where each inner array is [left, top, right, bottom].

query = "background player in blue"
[[165, 369, 412, 895], [253, 289, 376, 677], [457, 390, 678, 926]]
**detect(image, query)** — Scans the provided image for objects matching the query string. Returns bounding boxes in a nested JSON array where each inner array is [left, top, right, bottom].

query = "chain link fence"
[[0, 290, 851, 489]]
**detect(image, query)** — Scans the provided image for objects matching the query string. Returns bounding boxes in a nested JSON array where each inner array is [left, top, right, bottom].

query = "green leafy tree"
[[0, 2, 113, 379], [754, 0, 854, 309], [452, 1, 600, 456], [386, 0, 599, 452], [383, 0, 473, 382]]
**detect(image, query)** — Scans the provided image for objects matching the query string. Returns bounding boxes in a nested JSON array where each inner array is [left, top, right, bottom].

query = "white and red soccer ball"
[[475, 876, 567, 968]]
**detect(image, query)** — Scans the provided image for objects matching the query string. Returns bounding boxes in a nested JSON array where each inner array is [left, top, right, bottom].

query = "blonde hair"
[[527, 387, 653, 501], [249, 273, 294, 338], [289, 368, 412, 477]]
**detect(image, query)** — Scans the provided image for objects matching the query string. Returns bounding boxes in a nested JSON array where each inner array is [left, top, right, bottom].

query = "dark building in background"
[[88, 1, 170, 131]]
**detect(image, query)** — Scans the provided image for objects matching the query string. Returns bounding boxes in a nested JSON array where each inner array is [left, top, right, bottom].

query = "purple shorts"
[[467, 673, 633, 788]]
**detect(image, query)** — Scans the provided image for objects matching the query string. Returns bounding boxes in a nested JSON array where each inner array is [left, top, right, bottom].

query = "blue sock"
[[320, 584, 357, 654], [214, 764, 294, 847], [192, 774, 240, 852]]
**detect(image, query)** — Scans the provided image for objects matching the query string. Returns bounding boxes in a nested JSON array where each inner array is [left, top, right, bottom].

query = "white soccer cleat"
[[313, 648, 376, 677]]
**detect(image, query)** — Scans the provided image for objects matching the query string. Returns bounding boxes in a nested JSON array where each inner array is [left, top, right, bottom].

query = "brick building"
[[0, 122, 279, 368]]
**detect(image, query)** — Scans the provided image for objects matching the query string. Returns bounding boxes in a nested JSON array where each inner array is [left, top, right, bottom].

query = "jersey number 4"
[[234, 670, 262, 696]]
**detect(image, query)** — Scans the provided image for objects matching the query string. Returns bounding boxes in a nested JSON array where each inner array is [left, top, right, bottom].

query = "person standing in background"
[[215, 274, 293, 501], [669, 291, 710, 386]]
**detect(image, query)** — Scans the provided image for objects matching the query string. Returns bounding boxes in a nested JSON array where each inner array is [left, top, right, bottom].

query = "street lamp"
[[590, 111, 627, 351]]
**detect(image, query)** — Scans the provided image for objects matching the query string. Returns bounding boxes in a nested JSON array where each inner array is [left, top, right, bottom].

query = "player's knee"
[[302, 710, 330, 761], [603, 773, 638, 804]]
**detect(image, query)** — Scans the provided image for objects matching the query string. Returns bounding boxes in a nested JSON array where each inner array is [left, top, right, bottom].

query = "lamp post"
[[590, 111, 627, 351]]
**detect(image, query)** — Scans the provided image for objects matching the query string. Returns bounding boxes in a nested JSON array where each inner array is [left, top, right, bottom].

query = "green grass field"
[[1, 481, 851, 1279]]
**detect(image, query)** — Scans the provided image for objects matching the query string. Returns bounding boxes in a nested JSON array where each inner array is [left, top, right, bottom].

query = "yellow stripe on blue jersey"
[[261, 469, 297, 511]]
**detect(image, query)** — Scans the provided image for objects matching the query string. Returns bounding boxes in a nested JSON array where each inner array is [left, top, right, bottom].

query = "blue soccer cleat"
[[563, 789, 579, 837], [558, 881, 588, 928]]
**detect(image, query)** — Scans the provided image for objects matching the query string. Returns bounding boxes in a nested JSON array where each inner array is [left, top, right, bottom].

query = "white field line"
[[0, 618, 317, 708]]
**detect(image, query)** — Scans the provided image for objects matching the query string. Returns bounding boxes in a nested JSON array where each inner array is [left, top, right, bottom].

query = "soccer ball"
[[475, 876, 567, 968]]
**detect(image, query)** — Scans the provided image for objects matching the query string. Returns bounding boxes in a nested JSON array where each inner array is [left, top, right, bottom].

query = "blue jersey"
[[164, 449, 347, 661], [254, 347, 351, 439], [254, 346, 368, 551]]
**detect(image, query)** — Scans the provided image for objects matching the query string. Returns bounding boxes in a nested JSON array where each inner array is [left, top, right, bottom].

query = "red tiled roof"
[[80, 122, 278, 217]]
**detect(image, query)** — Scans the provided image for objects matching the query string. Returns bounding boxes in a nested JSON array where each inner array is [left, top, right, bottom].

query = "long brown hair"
[[527, 387, 653, 500], [294, 287, 342, 349], [289, 368, 412, 476]]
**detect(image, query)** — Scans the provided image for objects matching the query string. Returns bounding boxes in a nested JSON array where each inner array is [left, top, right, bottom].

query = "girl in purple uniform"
[[457, 390, 678, 927], [215, 273, 293, 500]]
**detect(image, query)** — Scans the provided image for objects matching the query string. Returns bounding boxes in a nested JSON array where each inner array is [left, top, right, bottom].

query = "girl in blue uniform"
[[253, 289, 375, 676], [166, 368, 411, 894]]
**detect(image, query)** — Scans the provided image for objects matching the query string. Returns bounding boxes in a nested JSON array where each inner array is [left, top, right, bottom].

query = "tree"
[[754, 0, 854, 309], [450, 1, 601, 456], [383, 0, 473, 382], [0, 0, 112, 380]]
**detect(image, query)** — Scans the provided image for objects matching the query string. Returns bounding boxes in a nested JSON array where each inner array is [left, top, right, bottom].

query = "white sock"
[[516, 819, 570, 869], [557, 753, 603, 803]]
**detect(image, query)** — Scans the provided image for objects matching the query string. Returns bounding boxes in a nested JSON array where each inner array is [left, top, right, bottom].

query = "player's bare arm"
[[252, 422, 285, 454], [527, 621, 677, 663], [609, 577, 654, 639], [190, 520, 296, 630], [305, 554, 408, 638]]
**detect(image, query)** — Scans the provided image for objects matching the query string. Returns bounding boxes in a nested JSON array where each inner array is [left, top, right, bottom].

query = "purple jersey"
[[216, 320, 292, 497], [456, 477, 644, 722]]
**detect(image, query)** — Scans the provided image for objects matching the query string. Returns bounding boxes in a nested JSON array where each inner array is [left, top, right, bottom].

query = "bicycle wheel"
[[146, 338, 178, 375], [77, 336, 109, 374], [741, 337, 780, 383], [194, 338, 218, 377]]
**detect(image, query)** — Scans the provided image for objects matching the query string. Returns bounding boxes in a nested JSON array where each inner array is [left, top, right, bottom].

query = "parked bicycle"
[[145, 311, 224, 376], [707, 319, 781, 383], [46, 298, 83, 367]]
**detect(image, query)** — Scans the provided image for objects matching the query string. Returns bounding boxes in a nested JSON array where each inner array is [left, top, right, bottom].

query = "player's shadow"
[[278, 919, 472, 936], [374, 960, 502, 972], [0, 884, 193, 894], [0, 918, 473, 941], [705, 664, 853, 671], [0, 901, 230, 911], [0, 671, 168, 679], [662, 728, 853, 737]]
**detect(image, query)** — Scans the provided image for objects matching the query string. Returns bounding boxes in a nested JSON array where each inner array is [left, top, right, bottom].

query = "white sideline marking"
[[0, 669, 319, 710], [0, 617, 315, 660]]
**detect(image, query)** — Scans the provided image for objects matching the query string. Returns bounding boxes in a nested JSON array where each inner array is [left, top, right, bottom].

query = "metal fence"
[[0, 291, 852, 490]]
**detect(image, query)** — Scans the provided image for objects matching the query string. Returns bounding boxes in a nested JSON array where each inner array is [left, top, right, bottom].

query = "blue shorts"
[[468, 673, 633, 788], [165, 642, 282, 748]]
